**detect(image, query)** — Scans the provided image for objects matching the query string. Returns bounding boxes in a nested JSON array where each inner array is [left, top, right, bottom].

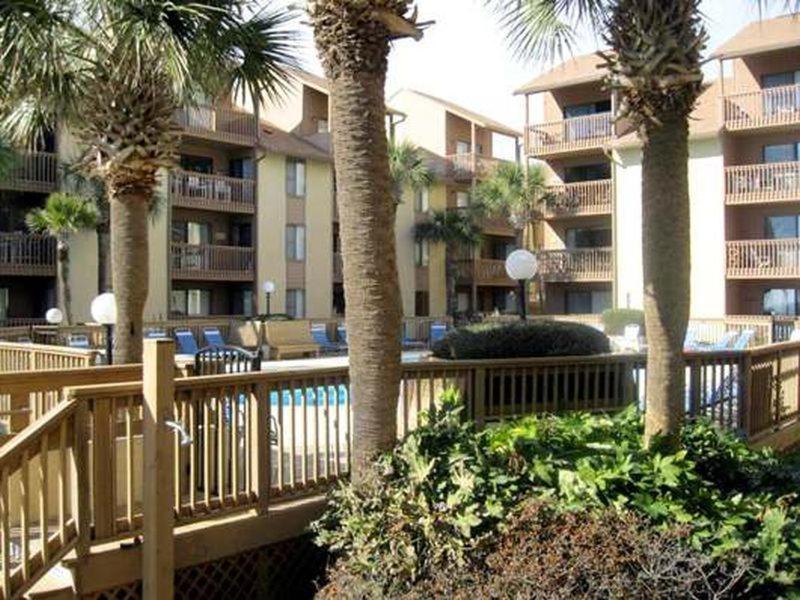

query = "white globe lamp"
[[262, 280, 276, 318], [91, 293, 116, 365], [504, 250, 538, 320], [45, 307, 64, 325]]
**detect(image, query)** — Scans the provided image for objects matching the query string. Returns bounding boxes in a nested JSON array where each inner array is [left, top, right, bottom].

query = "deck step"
[[24, 565, 75, 600]]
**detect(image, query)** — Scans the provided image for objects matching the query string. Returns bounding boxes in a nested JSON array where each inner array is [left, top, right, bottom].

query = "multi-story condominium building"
[[390, 89, 521, 316], [519, 13, 800, 320]]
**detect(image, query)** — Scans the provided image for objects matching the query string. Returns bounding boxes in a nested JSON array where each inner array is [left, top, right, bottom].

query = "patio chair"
[[193, 345, 261, 376], [174, 329, 200, 356], [336, 324, 348, 345], [145, 329, 167, 339], [311, 323, 346, 354], [684, 328, 700, 351], [203, 327, 226, 348], [68, 334, 91, 349], [731, 330, 755, 351], [430, 322, 448, 345], [710, 330, 739, 351]]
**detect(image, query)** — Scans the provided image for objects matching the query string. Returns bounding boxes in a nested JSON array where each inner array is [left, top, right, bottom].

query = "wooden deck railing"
[[726, 238, 800, 278], [725, 161, 800, 204], [171, 243, 255, 281], [168, 171, 255, 214], [0, 234, 56, 277], [0, 152, 58, 193], [544, 180, 613, 217], [445, 154, 507, 181], [538, 248, 613, 281], [455, 258, 515, 286], [724, 84, 800, 131], [0, 339, 799, 596], [527, 113, 613, 155], [0, 343, 98, 374], [174, 104, 258, 145]]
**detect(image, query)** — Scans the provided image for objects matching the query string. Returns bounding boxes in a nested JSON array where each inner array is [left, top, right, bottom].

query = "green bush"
[[315, 394, 800, 598], [601, 308, 645, 336], [431, 320, 610, 360]]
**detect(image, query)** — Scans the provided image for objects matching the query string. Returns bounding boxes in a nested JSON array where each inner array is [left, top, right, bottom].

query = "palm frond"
[[475, 162, 548, 229], [25, 192, 99, 235], [414, 209, 483, 248], [390, 140, 434, 193]]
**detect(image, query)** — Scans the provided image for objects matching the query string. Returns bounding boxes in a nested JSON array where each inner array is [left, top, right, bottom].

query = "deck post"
[[143, 339, 175, 599], [254, 382, 271, 514]]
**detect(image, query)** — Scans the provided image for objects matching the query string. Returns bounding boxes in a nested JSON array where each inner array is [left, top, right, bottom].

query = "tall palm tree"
[[489, 0, 706, 447], [415, 209, 483, 318], [389, 139, 434, 204], [1, 1, 296, 363], [308, 1, 425, 479], [26, 193, 98, 325], [0, 140, 15, 181]]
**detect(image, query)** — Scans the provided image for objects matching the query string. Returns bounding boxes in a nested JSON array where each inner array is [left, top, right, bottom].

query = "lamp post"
[[262, 280, 276, 320], [91, 292, 117, 365], [504, 249, 538, 321]]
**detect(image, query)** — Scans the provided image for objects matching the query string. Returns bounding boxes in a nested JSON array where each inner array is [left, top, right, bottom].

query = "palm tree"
[[308, 1, 425, 479], [1, 1, 296, 363], [0, 139, 15, 181], [488, 0, 707, 447], [26, 193, 98, 325], [389, 139, 434, 204], [415, 209, 483, 318]]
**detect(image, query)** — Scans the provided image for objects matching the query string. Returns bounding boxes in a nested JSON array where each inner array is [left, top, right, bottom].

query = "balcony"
[[174, 104, 258, 145], [168, 170, 256, 214], [538, 248, 613, 282], [526, 113, 613, 157], [544, 180, 613, 218], [724, 84, 800, 131], [0, 151, 58, 193], [171, 243, 254, 281], [445, 154, 507, 181], [725, 162, 800, 205], [0, 233, 56, 276], [455, 258, 516, 286], [727, 239, 800, 279]]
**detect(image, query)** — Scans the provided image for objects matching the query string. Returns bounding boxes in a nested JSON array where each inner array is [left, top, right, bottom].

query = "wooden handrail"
[[0, 233, 56, 276], [538, 248, 613, 281], [174, 104, 258, 144], [168, 170, 256, 213], [0, 151, 58, 193], [724, 83, 800, 130], [544, 180, 613, 217], [170, 243, 255, 281]]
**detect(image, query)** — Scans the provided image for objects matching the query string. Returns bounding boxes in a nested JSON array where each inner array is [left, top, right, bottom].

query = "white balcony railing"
[[526, 113, 613, 156], [724, 84, 800, 131], [544, 180, 613, 217], [725, 162, 800, 205], [727, 239, 800, 278]]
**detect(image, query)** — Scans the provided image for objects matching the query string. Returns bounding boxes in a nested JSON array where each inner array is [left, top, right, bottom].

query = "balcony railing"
[[526, 113, 613, 156], [445, 154, 507, 181], [174, 104, 258, 145], [727, 238, 800, 278], [455, 258, 516, 286], [0, 233, 56, 276], [0, 151, 58, 193], [171, 243, 254, 281], [168, 170, 256, 213], [538, 248, 613, 282], [544, 180, 613, 217], [724, 84, 800, 131], [725, 162, 800, 205]]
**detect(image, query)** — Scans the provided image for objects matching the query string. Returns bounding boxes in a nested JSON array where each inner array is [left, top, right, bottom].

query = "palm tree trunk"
[[56, 238, 72, 325], [642, 114, 690, 447], [97, 203, 111, 292], [110, 194, 149, 364], [330, 71, 403, 479]]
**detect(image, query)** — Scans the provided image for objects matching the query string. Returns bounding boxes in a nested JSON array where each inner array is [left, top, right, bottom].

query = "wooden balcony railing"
[[544, 180, 613, 217], [724, 84, 800, 131], [445, 154, 507, 181], [538, 248, 613, 281], [0, 152, 58, 193], [726, 238, 800, 278], [171, 243, 255, 281], [455, 258, 516, 286], [174, 104, 258, 145], [0, 233, 56, 276], [168, 170, 255, 213], [527, 113, 613, 156], [725, 161, 800, 205]]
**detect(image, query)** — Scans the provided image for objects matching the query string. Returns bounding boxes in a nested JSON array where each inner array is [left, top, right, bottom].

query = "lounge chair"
[[264, 321, 321, 360], [430, 322, 448, 345], [402, 323, 427, 350], [336, 324, 347, 345], [174, 329, 200, 356], [203, 327, 226, 348], [731, 330, 755, 350], [684, 328, 700, 351], [145, 329, 167, 339], [68, 334, 91, 349], [710, 330, 738, 351], [311, 323, 347, 354]]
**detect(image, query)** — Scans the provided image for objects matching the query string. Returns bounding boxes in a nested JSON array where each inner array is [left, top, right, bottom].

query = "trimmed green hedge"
[[431, 320, 610, 360], [602, 308, 645, 336]]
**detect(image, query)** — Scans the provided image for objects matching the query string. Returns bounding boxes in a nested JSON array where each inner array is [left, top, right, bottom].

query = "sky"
[[285, 0, 791, 132]]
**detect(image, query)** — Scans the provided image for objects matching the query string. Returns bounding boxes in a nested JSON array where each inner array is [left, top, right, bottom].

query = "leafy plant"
[[602, 308, 646, 336]]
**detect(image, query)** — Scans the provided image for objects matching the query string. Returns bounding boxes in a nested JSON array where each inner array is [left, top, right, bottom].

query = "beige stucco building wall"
[[396, 187, 417, 317], [305, 160, 334, 318], [256, 154, 289, 315]]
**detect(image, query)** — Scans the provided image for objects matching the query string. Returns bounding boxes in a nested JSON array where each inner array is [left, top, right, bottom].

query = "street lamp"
[[262, 280, 276, 319], [91, 292, 117, 365], [505, 249, 538, 321]]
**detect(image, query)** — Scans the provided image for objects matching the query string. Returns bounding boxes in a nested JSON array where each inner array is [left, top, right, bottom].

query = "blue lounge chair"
[[731, 330, 755, 350], [430, 322, 448, 345], [203, 327, 226, 348], [402, 323, 427, 350], [683, 328, 700, 351], [311, 324, 346, 354], [174, 329, 200, 355], [68, 334, 90, 349], [145, 329, 167, 339], [336, 325, 348, 345], [710, 330, 738, 351]]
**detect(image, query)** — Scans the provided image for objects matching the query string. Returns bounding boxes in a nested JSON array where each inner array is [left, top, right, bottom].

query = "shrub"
[[431, 320, 610, 360], [602, 308, 645, 336]]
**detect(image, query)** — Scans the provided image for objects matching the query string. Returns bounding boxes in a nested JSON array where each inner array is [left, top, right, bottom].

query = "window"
[[566, 227, 612, 248], [415, 240, 430, 267], [0, 288, 7, 322], [564, 100, 611, 119], [172, 221, 211, 244], [286, 289, 306, 318], [762, 71, 799, 89], [415, 291, 429, 317], [765, 215, 800, 239], [286, 225, 306, 261], [456, 141, 471, 155], [565, 290, 612, 314], [764, 289, 800, 316], [179, 155, 213, 174], [414, 188, 430, 212], [229, 158, 255, 179], [170, 289, 211, 316], [233, 289, 254, 317], [317, 118, 329, 133], [456, 191, 470, 208], [286, 159, 306, 197], [564, 163, 611, 183], [764, 143, 799, 163]]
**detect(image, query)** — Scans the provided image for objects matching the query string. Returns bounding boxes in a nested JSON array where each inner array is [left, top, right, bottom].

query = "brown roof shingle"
[[514, 52, 607, 95], [711, 13, 800, 59]]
